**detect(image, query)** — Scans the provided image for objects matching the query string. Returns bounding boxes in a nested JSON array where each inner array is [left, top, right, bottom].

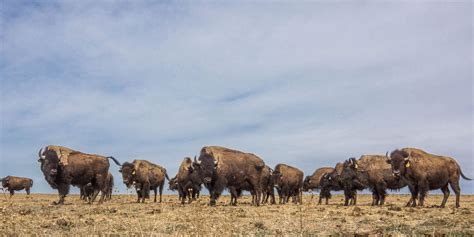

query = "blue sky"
[[1, 1, 473, 195]]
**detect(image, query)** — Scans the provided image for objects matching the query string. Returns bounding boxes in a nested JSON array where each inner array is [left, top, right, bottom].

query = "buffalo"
[[272, 164, 304, 204], [38, 145, 120, 204], [340, 156, 407, 206], [192, 146, 265, 206], [174, 157, 202, 204], [1, 176, 33, 197], [303, 167, 334, 205], [387, 148, 471, 208], [80, 172, 113, 202], [320, 162, 349, 205], [119, 160, 169, 203]]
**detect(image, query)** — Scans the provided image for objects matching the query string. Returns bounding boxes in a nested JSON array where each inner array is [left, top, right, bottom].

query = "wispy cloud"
[[1, 1, 472, 194]]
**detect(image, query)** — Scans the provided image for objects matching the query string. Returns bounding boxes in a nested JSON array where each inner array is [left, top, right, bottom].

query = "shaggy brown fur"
[[272, 164, 304, 204], [194, 146, 265, 206], [303, 167, 334, 204], [120, 160, 169, 203], [38, 145, 120, 205], [1, 176, 33, 197], [175, 157, 201, 204], [388, 148, 471, 208]]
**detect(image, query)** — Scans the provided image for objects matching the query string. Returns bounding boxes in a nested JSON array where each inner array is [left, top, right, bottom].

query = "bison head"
[[302, 176, 311, 191], [38, 147, 60, 187], [341, 158, 358, 180], [193, 154, 217, 185], [119, 162, 135, 188], [386, 150, 410, 178]]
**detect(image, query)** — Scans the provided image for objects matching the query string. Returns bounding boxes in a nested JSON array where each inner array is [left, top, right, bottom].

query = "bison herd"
[[1, 145, 471, 208]]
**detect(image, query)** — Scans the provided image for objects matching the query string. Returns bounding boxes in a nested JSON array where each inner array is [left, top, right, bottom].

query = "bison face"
[[119, 162, 135, 188], [38, 150, 60, 187], [302, 176, 311, 191], [387, 150, 410, 178], [168, 177, 179, 191], [271, 171, 282, 188], [193, 154, 217, 185]]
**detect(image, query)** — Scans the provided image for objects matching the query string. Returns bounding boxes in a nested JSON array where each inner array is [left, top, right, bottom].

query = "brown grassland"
[[1, 193, 473, 235]]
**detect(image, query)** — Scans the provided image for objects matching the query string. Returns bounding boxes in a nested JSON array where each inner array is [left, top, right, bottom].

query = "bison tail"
[[107, 156, 121, 166], [460, 168, 472, 180], [30, 179, 34, 187]]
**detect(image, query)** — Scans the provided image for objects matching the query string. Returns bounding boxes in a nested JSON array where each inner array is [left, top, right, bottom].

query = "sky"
[[1, 1, 473, 196]]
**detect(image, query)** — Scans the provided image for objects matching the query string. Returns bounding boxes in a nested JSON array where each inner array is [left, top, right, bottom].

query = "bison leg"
[[440, 184, 450, 208], [407, 185, 418, 207], [9, 189, 14, 197], [371, 192, 378, 206], [418, 181, 429, 207], [159, 183, 164, 203], [449, 181, 461, 208], [55, 184, 69, 205]]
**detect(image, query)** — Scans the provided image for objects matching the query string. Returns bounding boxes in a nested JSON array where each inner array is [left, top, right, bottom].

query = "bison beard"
[[38, 145, 121, 205]]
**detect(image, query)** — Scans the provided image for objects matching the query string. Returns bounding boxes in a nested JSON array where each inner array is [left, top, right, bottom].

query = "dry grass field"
[[1, 193, 473, 235]]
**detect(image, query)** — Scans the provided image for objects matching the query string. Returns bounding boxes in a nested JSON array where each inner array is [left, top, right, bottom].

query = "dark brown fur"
[[388, 148, 471, 208], [341, 156, 407, 206], [193, 146, 265, 206], [319, 162, 345, 205], [272, 164, 304, 204], [175, 157, 202, 204], [120, 160, 169, 203], [303, 167, 334, 204], [38, 145, 120, 205], [1, 176, 33, 197]]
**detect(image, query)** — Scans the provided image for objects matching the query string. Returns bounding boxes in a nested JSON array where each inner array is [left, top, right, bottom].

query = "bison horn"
[[194, 156, 200, 165], [385, 151, 390, 160], [38, 147, 46, 160], [214, 157, 219, 167]]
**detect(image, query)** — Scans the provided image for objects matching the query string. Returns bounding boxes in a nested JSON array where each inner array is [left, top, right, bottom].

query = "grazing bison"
[[38, 145, 121, 204], [1, 176, 33, 197], [319, 162, 345, 205], [387, 148, 471, 208], [193, 146, 265, 206], [303, 167, 334, 205], [340, 156, 407, 206], [272, 164, 304, 204], [174, 157, 202, 204], [119, 160, 169, 203]]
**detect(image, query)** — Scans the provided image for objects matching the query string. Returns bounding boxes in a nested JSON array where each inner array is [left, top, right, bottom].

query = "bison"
[[192, 146, 265, 206], [119, 160, 169, 203], [272, 164, 304, 204], [1, 176, 33, 197], [303, 167, 334, 205], [340, 156, 407, 206], [387, 148, 471, 208], [320, 161, 366, 206], [174, 157, 202, 204], [38, 145, 120, 205]]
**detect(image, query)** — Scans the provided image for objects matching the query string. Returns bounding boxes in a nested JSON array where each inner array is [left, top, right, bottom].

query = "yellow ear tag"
[[405, 162, 410, 168], [132, 170, 136, 175]]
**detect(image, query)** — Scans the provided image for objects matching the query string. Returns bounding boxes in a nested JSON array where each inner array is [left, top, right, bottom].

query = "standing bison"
[[174, 157, 202, 204], [387, 148, 471, 208], [1, 176, 33, 197], [38, 145, 120, 204], [303, 167, 334, 205], [319, 162, 345, 205], [272, 164, 304, 204], [193, 146, 265, 206], [340, 156, 407, 206], [120, 160, 169, 203]]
